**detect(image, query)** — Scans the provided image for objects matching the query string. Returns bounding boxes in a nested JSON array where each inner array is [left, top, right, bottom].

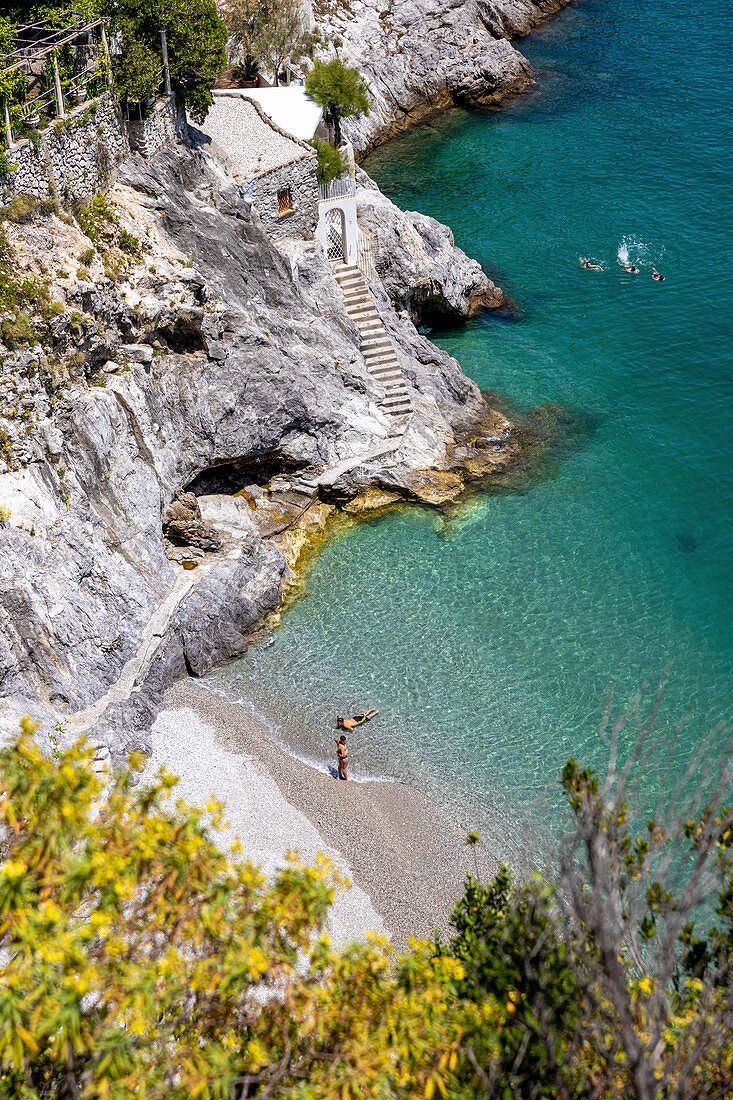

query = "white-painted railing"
[[318, 176, 356, 203]]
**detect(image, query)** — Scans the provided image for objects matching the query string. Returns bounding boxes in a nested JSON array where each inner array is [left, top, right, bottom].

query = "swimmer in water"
[[623, 262, 640, 273], [652, 268, 666, 282], [579, 257, 603, 271]]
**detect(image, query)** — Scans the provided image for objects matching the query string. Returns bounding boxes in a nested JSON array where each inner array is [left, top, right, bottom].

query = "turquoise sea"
[[208, 0, 733, 854]]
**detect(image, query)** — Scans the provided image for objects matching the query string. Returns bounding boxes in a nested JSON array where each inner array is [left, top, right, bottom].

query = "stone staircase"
[[332, 262, 412, 423]]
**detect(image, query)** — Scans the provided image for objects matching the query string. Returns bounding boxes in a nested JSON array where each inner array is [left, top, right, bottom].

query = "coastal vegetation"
[[223, 0, 321, 87], [2, 696, 730, 1099], [310, 135, 347, 186], [1, 0, 227, 122], [305, 58, 370, 146]]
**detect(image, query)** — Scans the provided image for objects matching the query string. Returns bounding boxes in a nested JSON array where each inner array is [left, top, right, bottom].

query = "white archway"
[[316, 195, 358, 266]]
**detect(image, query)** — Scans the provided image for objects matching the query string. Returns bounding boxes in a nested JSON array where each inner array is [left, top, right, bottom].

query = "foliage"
[[305, 57, 370, 145], [72, 193, 117, 246], [111, 30, 161, 106], [1, 683, 731, 1099], [224, 0, 320, 87], [310, 136, 347, 186], [435, 683, 733, 1099], [0, 722, 492, 1099], [118, 228, 140, 256], [101, 0, 227, 121], [0, 17, 24, 133]]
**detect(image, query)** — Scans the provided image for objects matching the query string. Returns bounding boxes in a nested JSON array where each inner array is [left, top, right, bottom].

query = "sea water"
[[207, 0, 733, 854]]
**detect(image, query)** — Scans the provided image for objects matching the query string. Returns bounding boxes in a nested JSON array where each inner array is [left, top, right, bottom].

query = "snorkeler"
[[652, 269, 666, 282], [579, 257, 604, 270]]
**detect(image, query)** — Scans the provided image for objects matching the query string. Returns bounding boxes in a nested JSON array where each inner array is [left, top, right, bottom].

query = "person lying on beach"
[[652, 268, 666, 281], [623, 263, 640, 273], [579, 257, 603, 270], [335, 734, 348, 780], [336, 709, 379, 733]]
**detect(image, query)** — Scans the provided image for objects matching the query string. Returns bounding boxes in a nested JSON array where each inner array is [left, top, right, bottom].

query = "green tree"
[[110, 31, 161, 107], [224, 0, 319, 87], [101, 0, 227, 121], [305, 56, 370, 145], [310, 135, 347, 186]]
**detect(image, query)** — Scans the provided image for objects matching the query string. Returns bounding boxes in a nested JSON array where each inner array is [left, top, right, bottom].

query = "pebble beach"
[[153, 680, 499, 947]]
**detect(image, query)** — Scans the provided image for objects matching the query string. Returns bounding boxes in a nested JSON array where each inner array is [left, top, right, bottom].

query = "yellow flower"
[[2, 858, 27, 881], [638, 977, 653, 996]]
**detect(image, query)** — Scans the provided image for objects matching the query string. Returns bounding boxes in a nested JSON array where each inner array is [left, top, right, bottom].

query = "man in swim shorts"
[[335, 734, 348, 780], [336, 709, 379, 732]]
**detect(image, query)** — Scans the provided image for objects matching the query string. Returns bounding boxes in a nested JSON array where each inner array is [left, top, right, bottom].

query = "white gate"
[[326, 207, 345, 263]]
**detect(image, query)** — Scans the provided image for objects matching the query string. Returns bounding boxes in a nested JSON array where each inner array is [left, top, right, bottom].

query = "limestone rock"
[[163, 489, 223, 551], [311, 0, 572, 153], [355, 168, 503, 322], [0, 143, 517, 760]]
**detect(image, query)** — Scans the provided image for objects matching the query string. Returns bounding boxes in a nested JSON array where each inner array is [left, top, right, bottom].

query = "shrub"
[[2, 193, 37, 224], [78, 246, 94, 266], [310, 136, 347, 186], [118, 228, 141, 257], [1, 312, 38, 349]]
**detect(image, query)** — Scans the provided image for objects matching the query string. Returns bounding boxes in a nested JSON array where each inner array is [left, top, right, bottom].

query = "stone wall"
[[2, 91, 128, 206], [247, 153, 319, 240], [0, 92, 183, 208], [126, 95, 184, 158]]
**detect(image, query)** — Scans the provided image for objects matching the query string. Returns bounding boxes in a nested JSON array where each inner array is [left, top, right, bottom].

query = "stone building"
[[191, 92, 319, 240]]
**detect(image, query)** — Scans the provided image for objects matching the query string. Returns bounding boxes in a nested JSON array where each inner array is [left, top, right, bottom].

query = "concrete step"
[[333, 264, 360, 278], [383, 396, 411, 413], [348, 304, 380, 318], [342, 283, 369, 298], [370, 366, 403, 380], [363, 346, 394, 360], [339, 274, 366, 289]]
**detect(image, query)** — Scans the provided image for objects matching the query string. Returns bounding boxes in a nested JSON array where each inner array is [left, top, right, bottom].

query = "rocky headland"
[[0, 0, 576, 772], [311, 0, 573, 153]]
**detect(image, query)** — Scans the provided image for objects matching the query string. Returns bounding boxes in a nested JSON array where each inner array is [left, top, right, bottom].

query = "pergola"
[[0, 15, 173, 145]]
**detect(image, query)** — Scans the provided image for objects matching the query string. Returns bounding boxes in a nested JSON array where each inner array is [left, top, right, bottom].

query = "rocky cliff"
[[0, 145, 519, 761], [311, 0, 573, 153]]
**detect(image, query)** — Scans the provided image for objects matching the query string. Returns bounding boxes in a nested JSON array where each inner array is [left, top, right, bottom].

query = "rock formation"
[[311, 0, 572, 153], [355, 168, 503, 322], [0, 144, 518, 762]]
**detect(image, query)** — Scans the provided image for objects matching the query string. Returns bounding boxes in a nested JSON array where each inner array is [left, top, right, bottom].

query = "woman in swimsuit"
[[652, 269, 665, 281], [335, 734, 348, 780], [579, 257, 603, 271]]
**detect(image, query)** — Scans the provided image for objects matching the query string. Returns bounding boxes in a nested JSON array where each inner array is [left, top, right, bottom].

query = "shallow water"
[[207, 0, 733, 853]]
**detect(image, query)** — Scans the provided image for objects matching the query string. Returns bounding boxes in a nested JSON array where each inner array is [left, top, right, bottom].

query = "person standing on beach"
[[335, 734, 348, 780]]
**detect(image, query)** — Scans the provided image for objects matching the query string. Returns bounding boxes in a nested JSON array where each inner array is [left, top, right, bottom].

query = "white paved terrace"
[[196, 95, 308, 179]]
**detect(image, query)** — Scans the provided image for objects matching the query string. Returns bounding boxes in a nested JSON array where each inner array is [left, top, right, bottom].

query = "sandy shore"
[[155, 679, 500, 947]]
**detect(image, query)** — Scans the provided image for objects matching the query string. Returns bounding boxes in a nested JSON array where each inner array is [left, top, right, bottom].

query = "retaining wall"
[[1, 93, 184, 208], [3, 91, 128, 204]]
